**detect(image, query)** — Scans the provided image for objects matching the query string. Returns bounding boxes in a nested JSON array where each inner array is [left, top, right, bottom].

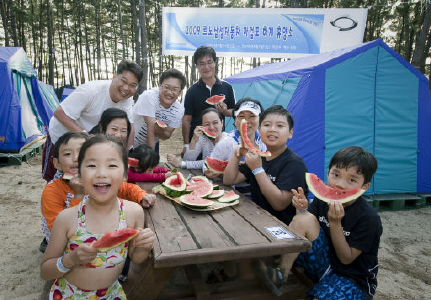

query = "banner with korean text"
[[162, 7, 368, 58]]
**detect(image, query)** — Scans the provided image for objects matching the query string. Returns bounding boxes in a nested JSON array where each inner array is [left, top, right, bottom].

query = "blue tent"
[[224, 39, 431, 195], [0, 47, 59, 152]]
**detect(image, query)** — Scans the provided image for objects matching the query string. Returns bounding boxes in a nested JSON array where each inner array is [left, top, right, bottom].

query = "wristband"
[[56, 256, 70, 273], [183, 144, 189, 148], [81, 129, 87, 134], [252, 167, 264, 175], [297, 208, 308, 214], [181, 161, 187, 169]]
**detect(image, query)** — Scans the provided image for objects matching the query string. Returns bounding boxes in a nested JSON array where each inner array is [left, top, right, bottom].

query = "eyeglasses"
[[197, 60, 215, 67], [161, 84, 181, 94], [118, 77, 138, 90]]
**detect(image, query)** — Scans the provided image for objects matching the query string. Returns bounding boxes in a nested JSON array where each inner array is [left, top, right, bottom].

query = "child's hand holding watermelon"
[[130, 228, 155, 254]]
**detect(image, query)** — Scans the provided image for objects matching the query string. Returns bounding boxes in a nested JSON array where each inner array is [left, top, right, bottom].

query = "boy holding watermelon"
[[286, 146, 382, 299], [224, 105, 308, 227]]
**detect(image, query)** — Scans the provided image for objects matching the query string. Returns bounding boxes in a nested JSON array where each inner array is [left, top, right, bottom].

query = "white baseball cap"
[[234, 101, 261, 117]]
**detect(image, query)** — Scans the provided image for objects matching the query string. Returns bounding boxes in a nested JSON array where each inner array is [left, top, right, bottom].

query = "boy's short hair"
[[159, 68, 186, 90], [116, 59, 144, 83], [53, 132, 89, 159], [329, 146, 378, 185], [129, 144, 160, 172], [193, 46, 217, 65], [78, 134, 128, 177], [259, 105, 294, 129]]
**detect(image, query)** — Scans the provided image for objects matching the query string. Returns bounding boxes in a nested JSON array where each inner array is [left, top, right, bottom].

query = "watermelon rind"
[[218, 190, 240, 203], [155, 119, 167, 128], [180, 194, 214, 208], [62, 173, 74, 183], [128, 157, 139, 168], [206, 189, 225, 199], [305, 172, 365, 204], [92, 228, 139, 251], [239, 119, 271, 157], [205, 157, 228, 174], [202, 128, 217, 141], [162, 172, 187, 198], [205, 95, 225, 105]]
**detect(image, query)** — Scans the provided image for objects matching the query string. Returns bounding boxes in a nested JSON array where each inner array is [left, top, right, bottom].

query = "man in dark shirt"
[[181, 46, 235, 155]]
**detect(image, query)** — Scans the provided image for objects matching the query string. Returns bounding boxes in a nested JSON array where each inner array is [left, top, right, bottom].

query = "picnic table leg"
[[123, 258, 175, 300]]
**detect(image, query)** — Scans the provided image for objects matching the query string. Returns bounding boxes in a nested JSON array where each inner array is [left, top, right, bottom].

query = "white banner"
[[163, 7, 368, 58]]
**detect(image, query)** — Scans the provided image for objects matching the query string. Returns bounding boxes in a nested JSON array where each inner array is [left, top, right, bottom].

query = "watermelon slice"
[[186, 181, 213, 198], [128, 157, 139, 168], [62, 173, 74, 183], [202, 127, 217, 141], [305, 172, 365, 204], [239, 119, 271, 157], [205, 157, 228, 174], [92, 228, 139, 251], [190, 175, 210, 183], [180, 194, 214, 208], [205, 95, 225, 105], [218, 190, 240, 203], [155, 120, 167, 128], [162, 172, 187, 197], [206, 189, 225, 199]]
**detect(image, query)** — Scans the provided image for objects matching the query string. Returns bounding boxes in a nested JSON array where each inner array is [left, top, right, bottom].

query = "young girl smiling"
[[41, 135, 154, 299]]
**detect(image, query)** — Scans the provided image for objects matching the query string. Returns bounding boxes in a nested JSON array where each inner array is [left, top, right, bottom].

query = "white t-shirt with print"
[[48, 80, 134, 143], [133, 87, 184, 147]]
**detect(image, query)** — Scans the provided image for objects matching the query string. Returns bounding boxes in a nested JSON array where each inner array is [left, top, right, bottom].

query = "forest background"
[[1, 0, 430, 94]]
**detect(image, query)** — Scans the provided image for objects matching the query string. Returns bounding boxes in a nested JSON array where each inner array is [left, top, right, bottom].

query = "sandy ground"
[[0, 134, 430, 299]]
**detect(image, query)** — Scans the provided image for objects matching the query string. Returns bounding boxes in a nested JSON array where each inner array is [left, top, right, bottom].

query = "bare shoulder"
[[122, 199, 145, 228]]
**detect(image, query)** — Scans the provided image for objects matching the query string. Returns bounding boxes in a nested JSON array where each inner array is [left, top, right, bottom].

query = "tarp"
[[225, 39, 431, 195], [0, 47, 59, 152]]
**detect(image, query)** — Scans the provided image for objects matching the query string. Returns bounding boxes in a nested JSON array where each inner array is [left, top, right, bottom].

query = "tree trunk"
[[139, 0, 148, 90], [95, 1, 102, 79], [0, 0, 10, 46], [38, 0, 44, 81], [81, 3, 93, 81], [8, 0, 19, 46], [46, 0, 54, 86], [131, 0, 139, 64], [117, 0, 126, 58], [411, 3, 431, 72]]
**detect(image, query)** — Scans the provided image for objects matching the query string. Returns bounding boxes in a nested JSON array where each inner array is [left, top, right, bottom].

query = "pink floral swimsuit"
[[65, 197, 128, 268]]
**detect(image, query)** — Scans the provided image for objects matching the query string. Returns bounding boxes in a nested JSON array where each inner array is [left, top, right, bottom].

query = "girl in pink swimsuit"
[[40, 135, 155, 299]]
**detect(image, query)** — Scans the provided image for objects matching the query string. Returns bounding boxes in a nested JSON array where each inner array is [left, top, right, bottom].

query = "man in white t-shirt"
[[133, 69, 186, 150], [42, 60, 143, 182]]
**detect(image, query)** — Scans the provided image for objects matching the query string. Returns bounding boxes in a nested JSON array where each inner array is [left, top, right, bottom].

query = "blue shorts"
[[295, 228, 367, 300]]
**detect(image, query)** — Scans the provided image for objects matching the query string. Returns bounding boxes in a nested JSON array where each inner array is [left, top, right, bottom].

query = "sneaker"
[[39, 238, 48, 253], [254, 259, 285, 296]]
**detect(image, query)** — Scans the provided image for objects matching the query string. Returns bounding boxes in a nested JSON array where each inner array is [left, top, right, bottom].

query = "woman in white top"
[[167, 108, 226, 170], [205, 98, 266, 197]]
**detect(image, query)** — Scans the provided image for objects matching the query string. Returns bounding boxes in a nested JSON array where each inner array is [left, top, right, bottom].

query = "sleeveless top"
[[64, 198, 128, 268]]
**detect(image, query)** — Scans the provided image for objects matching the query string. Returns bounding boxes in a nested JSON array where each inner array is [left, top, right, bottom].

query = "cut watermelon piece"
[[62, 173, 74, 183], [128, 157, 139, 168], [155, 120, 167, 128], [162, 172, 187, 197], [205, 95, 225, 105], [205, 157, 228, 174], [202, 127, 217, 141], [190, 175, 210, 183], [218, 190, 240, 203], [305, 172, 365, 204], [186, 181, 213, 198], [180, 194, 214, 208], [239, 119, 271, 157], [92, 228, 139, 251], [206, 189, 225, 199]]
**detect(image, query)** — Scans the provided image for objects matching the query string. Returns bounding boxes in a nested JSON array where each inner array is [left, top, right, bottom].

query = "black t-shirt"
[[184, 77, 235, 141], [239, 147, 308, 225], [308, 196, 383, 299]]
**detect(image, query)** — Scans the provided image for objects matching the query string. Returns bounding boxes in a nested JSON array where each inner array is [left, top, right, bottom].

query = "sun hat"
[[234, 100, 262, 117]]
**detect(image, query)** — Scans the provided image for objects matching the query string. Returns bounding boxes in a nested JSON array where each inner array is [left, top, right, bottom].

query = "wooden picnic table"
[[123, 167, 312, 300]]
